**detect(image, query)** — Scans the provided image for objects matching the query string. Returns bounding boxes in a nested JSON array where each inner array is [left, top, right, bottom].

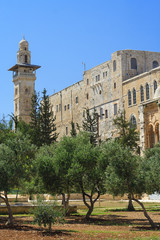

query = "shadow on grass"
[[65, 214, 160, 229], [1, 214, 160, 232], [0, 216, 74, 237]]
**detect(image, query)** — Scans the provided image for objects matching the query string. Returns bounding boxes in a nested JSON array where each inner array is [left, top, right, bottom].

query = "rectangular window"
[[100, 108, 104, 120], [87, 79, 89, 85], [66, 127, 68, 135], [15, 103, 17, 112], [64, 105, 66, 111], [86, 93, 89, 99], [68, 104, 70, 109], [56, 105, 58, 112], [114, 83, 116, 89], [76, 96, 78, 104], [114, 103, 117, 115], [103, 72, 107, 78], [105, 110, 108, 118], [96, 75, 100, 82]]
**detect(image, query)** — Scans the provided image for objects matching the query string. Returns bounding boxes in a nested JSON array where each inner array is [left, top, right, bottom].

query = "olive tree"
[[35, 137, 75, 212], [0, 131, 36, 226], [104, 141, 157, 229], [69, 133, 106, 220]]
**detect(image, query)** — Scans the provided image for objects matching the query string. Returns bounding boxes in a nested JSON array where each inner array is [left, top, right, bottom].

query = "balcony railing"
[[13, 71, 36, 78]]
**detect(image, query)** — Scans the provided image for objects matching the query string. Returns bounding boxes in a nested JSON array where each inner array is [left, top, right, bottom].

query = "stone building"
[[9, 39, 160, 151], [9, 37, 40, 123], [123, 64, 160, 152], [49, 49, 160, 151]]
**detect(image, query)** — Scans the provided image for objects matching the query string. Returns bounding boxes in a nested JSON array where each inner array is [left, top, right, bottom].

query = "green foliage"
[[0, 131, 37, 190], [104, 141, 144, 197], [143, 143, 160, 194], [114, 111, 139, 152], [36, 133, 106, 219], [0, 131, 36, 225], [0, 116, 14, 144], [16, 120, 31, 136], [30, 89, 58, 147], [29, 91, 41, 146], [82, 108, 98, 145], [0, 144, 15, 192], [36, 137, 76, 208], [35, 144, 58, 194], [39, 88, 58, 145], [70, 133, 104, 192], [33, 199, 64, 232], [68, 133, 106, 219], [70, 121, 77, 137]]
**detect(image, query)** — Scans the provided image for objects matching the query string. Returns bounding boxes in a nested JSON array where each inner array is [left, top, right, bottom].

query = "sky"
[[0, 0, 160, 119]]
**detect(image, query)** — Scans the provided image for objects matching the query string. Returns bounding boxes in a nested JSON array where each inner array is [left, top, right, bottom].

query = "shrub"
[[33, 200, 64, 232]]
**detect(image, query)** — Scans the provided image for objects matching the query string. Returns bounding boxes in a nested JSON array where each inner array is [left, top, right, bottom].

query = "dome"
[[19, 36, 29, 50]]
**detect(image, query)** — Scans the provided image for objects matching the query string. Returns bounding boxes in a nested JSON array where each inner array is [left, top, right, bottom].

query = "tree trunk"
[[16, 189, 19, 202], [127, 194, 135, 211], [85, 205, 93, 220], [61, 193, 65, 206], [133, 197, 157, 229], [4, 192, 14, 226], [48, 222, 52, 232], [61, 193, 70, 216]]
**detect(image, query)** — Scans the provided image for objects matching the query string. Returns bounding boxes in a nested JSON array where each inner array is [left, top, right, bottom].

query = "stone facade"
[[123, 66, 160, 152], [50, 49, 160, 151]]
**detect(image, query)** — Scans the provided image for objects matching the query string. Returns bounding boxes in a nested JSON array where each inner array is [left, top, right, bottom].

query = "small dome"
[[19, 36, 29, 50]]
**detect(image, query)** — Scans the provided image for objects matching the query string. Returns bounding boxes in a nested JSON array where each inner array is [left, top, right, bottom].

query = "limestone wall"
[[49, 50, 160, 142]]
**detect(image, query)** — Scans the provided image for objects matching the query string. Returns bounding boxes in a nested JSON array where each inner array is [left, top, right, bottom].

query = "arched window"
[[140, 85, 144, 102], [154, 80, 157, 93], [130, 115, 137, 128], [146, 83, 150, 100], [152, 61, 159, 69], [113, 60, 116, 72], [128, 90, 131, 106], [133, 88, 136, 104], [131, 58, 137, 70]]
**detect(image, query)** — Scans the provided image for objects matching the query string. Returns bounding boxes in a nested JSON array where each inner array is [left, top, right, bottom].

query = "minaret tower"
[[8, 37, 41, 123]]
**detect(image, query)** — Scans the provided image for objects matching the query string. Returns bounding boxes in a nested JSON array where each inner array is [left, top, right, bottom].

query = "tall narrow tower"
[[8, 37, 41, 123]]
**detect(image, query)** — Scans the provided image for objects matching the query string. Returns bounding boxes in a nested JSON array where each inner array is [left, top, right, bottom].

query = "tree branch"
[[132, 197, 157, 229], [93, 188, 100, 204]]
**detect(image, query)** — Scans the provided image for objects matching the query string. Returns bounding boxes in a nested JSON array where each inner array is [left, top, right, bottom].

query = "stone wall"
[[49, 50, 160, 143]]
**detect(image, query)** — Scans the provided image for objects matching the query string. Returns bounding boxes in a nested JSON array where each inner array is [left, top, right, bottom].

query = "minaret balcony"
[[13, 71, 36, 80]]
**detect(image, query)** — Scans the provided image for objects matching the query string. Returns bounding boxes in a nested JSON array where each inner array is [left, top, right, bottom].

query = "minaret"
[[8, 37, 41, 124]]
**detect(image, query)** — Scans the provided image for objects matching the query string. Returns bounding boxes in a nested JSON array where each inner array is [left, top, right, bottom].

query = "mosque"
[[9, 38, 160, 152]]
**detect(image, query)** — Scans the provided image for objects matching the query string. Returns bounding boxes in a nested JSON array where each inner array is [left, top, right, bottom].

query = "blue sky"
[[0, 0, 160, 119]]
